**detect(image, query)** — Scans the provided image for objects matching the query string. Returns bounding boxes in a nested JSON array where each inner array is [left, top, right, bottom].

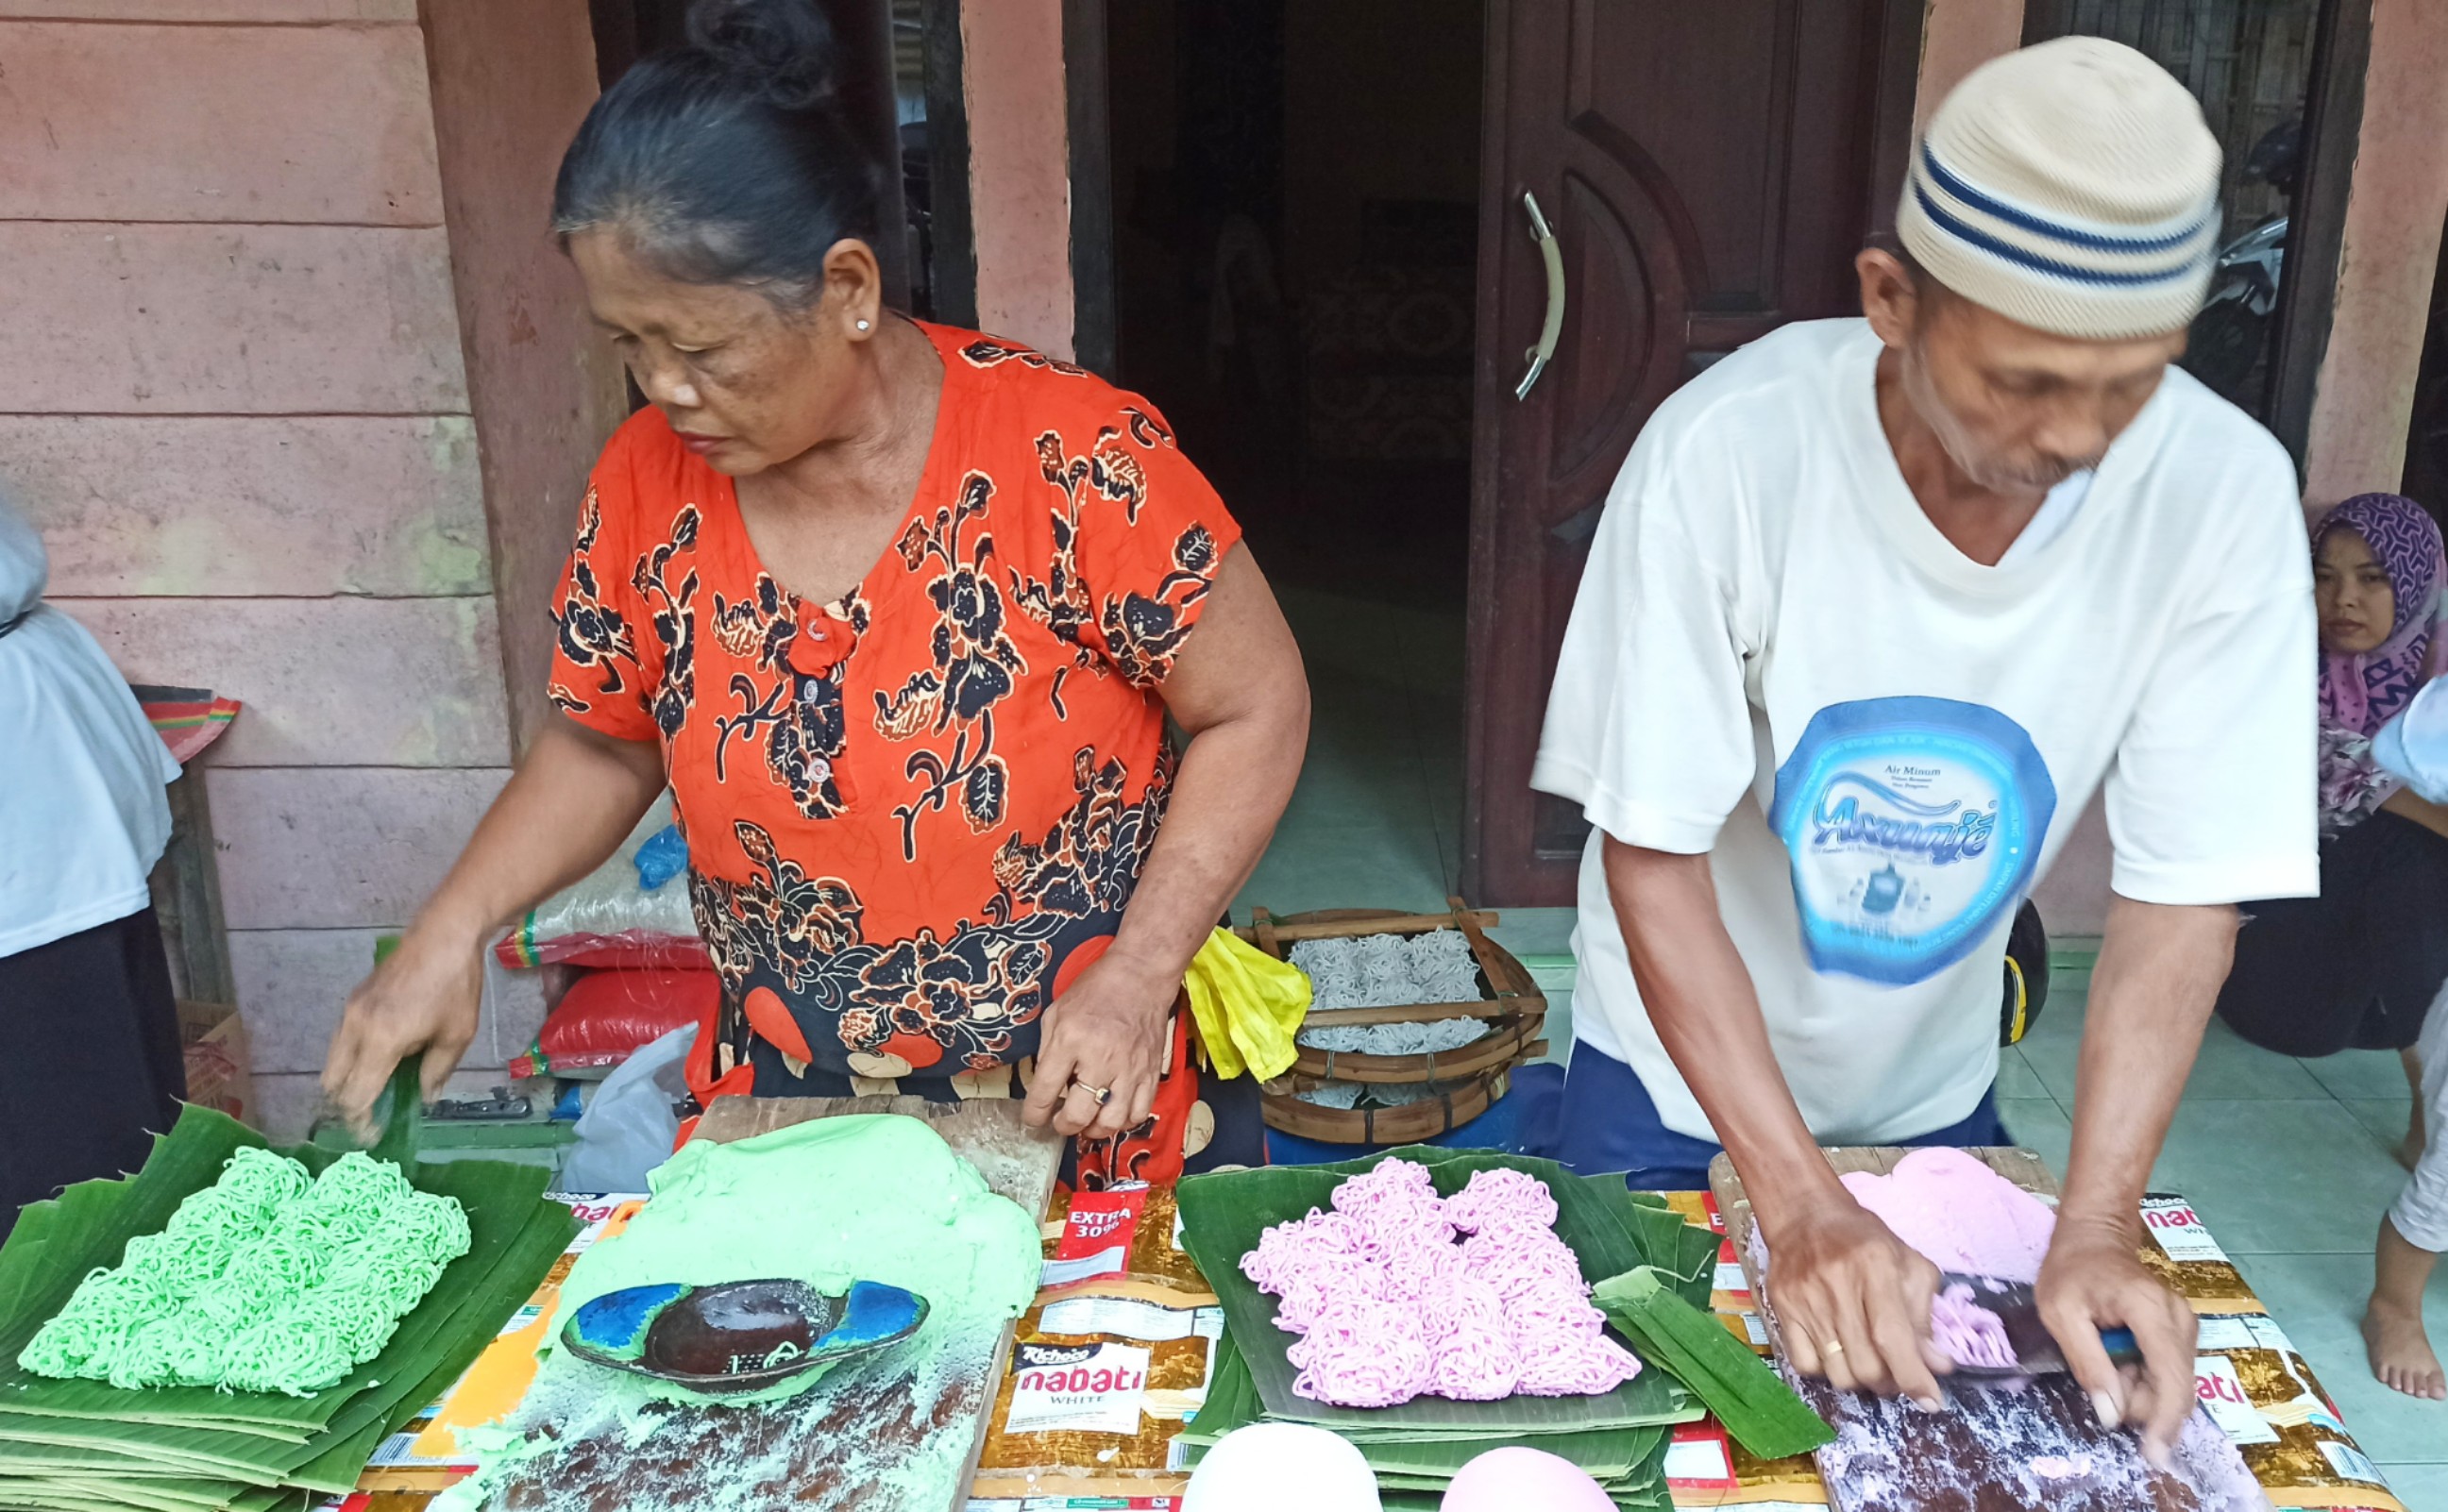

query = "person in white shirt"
[[2365, 679, 2448, 1401], [0, 496, 185, 1238], [1531, 38, 2315, 1462]]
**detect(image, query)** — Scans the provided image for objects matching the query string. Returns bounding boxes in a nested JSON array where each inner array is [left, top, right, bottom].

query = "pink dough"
[[1929, 1283, 2018, 1369], [1838, 1149, 2057, 1283]]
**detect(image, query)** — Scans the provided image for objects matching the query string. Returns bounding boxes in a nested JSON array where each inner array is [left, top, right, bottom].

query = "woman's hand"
[[320, 917, 489, 1135], [1023, 948, 1178, 1139], [314, 720, 666, 1135]]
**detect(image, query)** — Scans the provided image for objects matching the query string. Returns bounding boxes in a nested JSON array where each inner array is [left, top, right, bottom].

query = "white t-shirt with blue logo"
[[1532, 318, 2318, 1146]]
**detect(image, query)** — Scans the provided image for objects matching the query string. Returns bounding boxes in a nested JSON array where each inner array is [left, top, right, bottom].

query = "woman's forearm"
[[1113, 548, 1309, 983], [2381, 786, 2448, 844], [413, 719, 667, 948], [1115, 700, 1308, 980]]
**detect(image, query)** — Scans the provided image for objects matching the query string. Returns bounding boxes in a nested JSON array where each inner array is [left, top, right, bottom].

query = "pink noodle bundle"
[[1443, 1167, 1559, 1235], [1929, 1282, 2018, 1370], [1241, 1160, 1643, 1408], [1286, 1296, 1434, 1407]]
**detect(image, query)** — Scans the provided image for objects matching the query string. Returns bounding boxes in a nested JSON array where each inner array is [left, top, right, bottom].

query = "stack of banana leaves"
[[1173, 1147, 1832, 1511], [0, 1072, 577, 1512]]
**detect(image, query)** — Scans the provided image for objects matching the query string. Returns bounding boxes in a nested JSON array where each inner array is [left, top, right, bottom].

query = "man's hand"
[[2048, 897, 2233, 1466], [1767, 1191, 1948, 1407], [2037, 1216, 2198, 1466], [1022, 949, 1176, 1140]]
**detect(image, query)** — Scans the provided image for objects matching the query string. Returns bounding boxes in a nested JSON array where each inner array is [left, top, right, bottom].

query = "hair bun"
[[687, 0, 838, 110]]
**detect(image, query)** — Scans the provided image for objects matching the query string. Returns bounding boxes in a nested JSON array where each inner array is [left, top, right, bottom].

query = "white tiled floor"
[[1248, 592, 2448, 1493]]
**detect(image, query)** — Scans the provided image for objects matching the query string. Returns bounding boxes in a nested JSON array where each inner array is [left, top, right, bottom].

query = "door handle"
[[1514, 189, 1566, 400]]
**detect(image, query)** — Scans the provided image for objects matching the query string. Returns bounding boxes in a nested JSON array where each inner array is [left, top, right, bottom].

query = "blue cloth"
[[633, 825, 688, 891], [1523, 1042, 2005, 1192]]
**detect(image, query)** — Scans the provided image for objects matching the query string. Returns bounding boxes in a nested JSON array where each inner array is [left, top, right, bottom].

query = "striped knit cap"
[[1899, 37, 2222, 340]]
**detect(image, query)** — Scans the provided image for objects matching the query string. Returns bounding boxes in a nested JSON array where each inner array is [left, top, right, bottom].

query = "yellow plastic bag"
[[1182, 928, 1310, 1082]]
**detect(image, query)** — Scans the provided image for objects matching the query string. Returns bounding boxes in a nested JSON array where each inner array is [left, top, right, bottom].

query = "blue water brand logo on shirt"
[[1769, 697, 2056, 985]]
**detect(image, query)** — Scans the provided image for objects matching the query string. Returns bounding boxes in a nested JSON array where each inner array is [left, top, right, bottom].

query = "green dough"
[[18, 1148, 470, 1397], [435, 1116, 1041, 1512], [549, 1114, 1040, 1399]]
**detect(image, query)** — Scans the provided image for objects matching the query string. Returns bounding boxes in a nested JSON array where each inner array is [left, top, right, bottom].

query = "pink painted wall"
[[963, 0, 1073, 358], [2301, 0, 2448, 512], [420, 0, 630, 748], [0, 7, 532, 1113]]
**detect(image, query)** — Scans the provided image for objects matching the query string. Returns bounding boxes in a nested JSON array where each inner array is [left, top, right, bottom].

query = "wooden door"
[[1463, 0, 1921, 904]]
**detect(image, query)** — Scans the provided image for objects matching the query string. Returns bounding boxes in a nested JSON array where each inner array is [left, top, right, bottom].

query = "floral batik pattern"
[[706, 567, 869, 822], [690, 747, 1173, 1081], [546, 321, 1241, 1095], [1010, 411, 1220, 717], [546, 488, 638, 719]]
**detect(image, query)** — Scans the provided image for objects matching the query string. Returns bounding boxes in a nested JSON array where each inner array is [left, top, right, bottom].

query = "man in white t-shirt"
[[1531, 38, 2315, 1460]]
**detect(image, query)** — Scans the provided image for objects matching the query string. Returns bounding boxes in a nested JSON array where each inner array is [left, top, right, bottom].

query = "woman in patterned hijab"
[[2220, 493, 2448, 1168], [2316, 494, 2448, 832]]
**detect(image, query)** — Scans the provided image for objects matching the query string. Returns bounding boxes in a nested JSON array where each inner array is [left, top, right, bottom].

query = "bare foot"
[[2363, 1300, 2447, 1400]]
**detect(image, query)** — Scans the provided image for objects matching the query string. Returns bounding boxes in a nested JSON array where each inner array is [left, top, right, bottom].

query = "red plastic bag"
[[517, 967, 718, 1076]]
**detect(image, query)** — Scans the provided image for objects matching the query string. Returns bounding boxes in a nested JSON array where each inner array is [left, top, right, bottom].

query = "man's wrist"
[[2050, 1204, 2141, 1252], [1744, 1151, 1856, 1240]]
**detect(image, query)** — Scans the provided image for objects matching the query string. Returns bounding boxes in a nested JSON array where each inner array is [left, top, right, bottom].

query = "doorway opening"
[[584, 0, 968, 328], [1105, 0, 1487, 912]]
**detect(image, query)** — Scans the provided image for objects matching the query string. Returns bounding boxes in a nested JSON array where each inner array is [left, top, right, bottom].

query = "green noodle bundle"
[[16, 1147, 469, 1396]]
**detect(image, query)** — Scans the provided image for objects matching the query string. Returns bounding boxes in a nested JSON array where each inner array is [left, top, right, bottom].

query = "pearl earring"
[[856, 318, 872, 331]]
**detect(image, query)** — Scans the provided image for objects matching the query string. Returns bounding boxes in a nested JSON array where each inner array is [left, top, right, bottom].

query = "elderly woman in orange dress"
[[322, 0, 1309, 1185]]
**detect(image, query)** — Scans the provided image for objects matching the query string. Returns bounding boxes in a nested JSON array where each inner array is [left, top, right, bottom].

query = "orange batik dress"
[[546, 325, 1257, 1185]]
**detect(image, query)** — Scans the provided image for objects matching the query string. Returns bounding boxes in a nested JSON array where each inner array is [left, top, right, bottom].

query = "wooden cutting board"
[[1710, 1147, 2266, 1512], [481, 1097, 1063, 1512]]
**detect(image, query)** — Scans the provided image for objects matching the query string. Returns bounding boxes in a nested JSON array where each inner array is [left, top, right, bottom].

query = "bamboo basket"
[[1260, 1067, 1515, 1146], [1239, 897, 1546, 1144]]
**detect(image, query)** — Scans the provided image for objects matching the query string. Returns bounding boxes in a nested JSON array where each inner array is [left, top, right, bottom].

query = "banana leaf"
[[13, 1475, 246, 1512], [0, 1061, 578, 1509], [0, 1412, 309, 1444], [0, 1417, 286, 1476], [0, 1477, 245, 1504], [0, 1196, 572, 1497], [1594, 1265, 1833, 1461], [1175, 1148, 1714, 1434], [1183, 1334, 1671, 1477]]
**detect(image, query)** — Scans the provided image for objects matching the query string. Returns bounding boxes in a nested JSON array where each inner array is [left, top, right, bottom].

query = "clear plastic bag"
[[495, 794, 704, 967], [555, 1023, 697, 1193]]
